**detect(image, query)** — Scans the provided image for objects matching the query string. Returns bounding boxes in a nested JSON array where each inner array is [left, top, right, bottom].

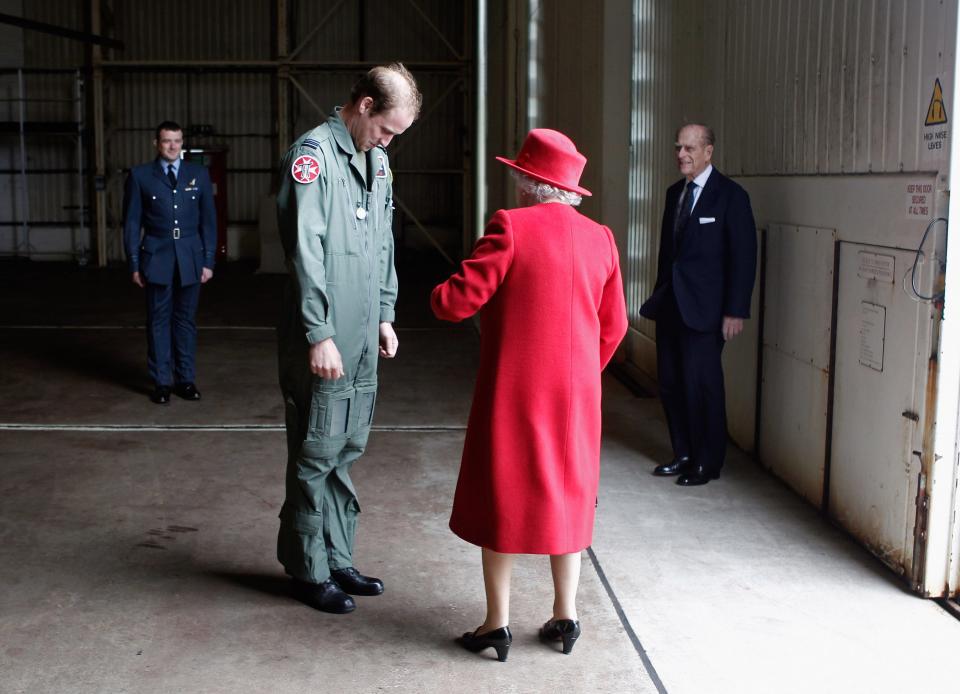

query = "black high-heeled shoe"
[[457, 625, 512, 662], [539, 618, 581, 654]]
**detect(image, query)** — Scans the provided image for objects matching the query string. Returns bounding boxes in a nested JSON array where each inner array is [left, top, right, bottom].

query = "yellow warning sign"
[[925, 78, 948, 126]]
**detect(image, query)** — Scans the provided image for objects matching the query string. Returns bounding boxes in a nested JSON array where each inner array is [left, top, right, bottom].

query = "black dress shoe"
[[677, 465, 721, 486], [457, 626, 512, 662], [173, 382, 201, 401], [290, 577, 356, 614], [330, 567, 384, 596], [653, 456, 691, 476], [150, 386, 171, 405], [539, 618, 581, 654]]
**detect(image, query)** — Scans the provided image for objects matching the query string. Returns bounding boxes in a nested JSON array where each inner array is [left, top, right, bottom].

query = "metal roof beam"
[[0, 12, 123, 50]]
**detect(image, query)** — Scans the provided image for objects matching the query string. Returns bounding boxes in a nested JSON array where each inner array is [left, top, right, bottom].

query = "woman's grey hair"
[[510, 169, 582, 207]]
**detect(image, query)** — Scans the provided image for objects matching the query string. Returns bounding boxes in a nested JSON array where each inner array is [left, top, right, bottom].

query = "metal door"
[[829, 242, 932, 579]]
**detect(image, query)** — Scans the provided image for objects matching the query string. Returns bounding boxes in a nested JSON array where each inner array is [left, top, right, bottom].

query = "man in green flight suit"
[[276, 63, 421, 614]]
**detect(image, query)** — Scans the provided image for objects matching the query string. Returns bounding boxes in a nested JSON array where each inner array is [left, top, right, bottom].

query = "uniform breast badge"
[[291, 154, 321, 184]]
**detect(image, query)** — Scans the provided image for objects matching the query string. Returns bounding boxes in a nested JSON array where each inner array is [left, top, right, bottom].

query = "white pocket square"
[[699, 217, 716, 224]]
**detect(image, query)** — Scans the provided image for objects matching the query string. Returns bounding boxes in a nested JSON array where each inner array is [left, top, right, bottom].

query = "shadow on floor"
[[1, 328, 150, 395], [208, 571, 292, 599]]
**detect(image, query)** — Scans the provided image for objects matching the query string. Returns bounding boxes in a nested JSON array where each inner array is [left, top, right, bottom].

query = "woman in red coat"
[[431, 129, 628, 661]]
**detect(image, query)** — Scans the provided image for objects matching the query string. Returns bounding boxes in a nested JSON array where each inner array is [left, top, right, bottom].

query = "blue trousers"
[[654, 290, 728, 473], [145, 270, 201, 387]]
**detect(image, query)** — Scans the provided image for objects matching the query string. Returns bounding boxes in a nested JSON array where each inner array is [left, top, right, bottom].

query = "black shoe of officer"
[[676, 465, 721, 486], [330, 567, 385, 596], [173, 382, 202, 401], [150, 385, 171, 405], [653, 456, 690, 476], [290, 577, 356, 614]]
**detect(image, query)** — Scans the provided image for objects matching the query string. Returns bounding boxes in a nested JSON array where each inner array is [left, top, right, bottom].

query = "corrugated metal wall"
[[6, 0, 468, 262], [0, 68, 85, 256], [104, 0, 274, 246], [288, 0, 466, 252], [704, 0, 954, 176], [626, 0, 674, 340], [615, 0, 957, 348], [104, 71, 274, 225], [22, 2, 84, 68], [584, 0, 958, 588], [111, 2, 271, 60], [0, 0, 85, 253], [293, 0, 463, 62]]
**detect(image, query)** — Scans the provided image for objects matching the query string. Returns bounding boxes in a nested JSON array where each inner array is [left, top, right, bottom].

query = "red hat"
[[496, 128, 592, 196]]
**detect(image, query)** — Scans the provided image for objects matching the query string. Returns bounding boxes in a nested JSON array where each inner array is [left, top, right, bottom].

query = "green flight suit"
[[275, 108, 398, 584]]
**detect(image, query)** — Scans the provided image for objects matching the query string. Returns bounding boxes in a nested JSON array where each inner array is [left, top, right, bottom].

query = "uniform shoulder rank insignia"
[[291, 154, 321, 184], [375, 154, 387, 178], [302, 138, 321, 150]]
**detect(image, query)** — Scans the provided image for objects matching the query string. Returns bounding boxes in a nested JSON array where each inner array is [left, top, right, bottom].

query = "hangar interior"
[[2, 1, 960, 692]]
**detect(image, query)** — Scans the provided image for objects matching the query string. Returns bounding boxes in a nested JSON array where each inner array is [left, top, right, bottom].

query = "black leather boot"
[[330, 567, 384, 596], [290, 577, 356, 614]]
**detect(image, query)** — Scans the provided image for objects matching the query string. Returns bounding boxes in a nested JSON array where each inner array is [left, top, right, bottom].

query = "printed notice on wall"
[[921, 75, 950, 167], [906, 180, 934, 218], [857, 251, 895, 283], [859, 302, 886, 372]]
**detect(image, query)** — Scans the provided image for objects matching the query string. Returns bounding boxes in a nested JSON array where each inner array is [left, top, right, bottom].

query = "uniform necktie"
[[674, 179, 696, 247], [167, 164, 177, 187]]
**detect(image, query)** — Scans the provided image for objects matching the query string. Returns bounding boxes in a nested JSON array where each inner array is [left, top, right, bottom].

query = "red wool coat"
[[431, 203, 628, 554]]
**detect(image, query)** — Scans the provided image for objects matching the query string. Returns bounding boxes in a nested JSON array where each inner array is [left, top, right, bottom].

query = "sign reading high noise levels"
[[921, 75, 950, 167]]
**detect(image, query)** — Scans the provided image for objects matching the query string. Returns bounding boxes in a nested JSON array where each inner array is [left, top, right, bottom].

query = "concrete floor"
[[1, 257, 958, 693]]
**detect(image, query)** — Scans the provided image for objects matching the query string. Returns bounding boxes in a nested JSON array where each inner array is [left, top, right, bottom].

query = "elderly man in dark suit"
[[123, 121, 217, 405], [640, 123, 757, 486]]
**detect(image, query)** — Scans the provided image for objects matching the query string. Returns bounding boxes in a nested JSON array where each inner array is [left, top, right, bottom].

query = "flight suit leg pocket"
[[308, 387, 354, 440], [329, 396, 350, 434], [325, 496, 361, 570], [308, 399, 328, 438], [343, 497, 361, 549], [280, 503, 323, 536], [355, 385, 377, 428], [277, 502, 328, 583]]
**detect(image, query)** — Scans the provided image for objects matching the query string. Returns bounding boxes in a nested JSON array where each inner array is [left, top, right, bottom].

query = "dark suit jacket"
[[640, 168, 757, 332], [123, 159, 217, 286]]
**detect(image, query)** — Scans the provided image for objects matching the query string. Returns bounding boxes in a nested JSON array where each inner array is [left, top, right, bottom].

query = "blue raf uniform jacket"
[[123, 159, 217, 286]]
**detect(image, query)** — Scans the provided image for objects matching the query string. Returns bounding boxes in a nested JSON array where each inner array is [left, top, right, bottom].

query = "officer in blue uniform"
[[123, 121, 217, 404]]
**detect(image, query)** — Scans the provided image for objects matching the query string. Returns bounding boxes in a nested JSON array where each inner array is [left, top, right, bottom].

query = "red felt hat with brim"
[[496, 128, 592, 196]]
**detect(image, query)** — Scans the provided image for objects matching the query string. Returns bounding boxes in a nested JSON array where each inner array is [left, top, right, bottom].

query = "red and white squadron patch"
[[291, 154, 320, 184]]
